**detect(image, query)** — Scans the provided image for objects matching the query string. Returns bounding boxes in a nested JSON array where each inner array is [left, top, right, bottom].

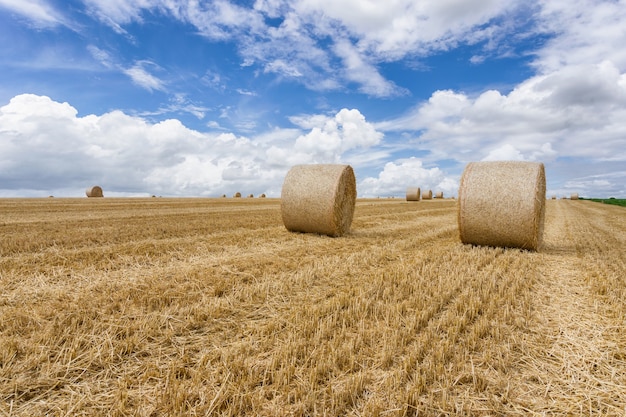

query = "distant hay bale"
[[221, 194, 227, 198], [281, 164, 356, 237], [458, 161, 546, 251], [86, 186, 103, 198], [248, 194, 254, 198], [422, 190, 433, 200], [571, 193, 579, 200], [406, 187, 421, 201], [233, 192, 241, 198], [435, 191, 444, 199], [551, 195, 557, 199], [259, 193, 266, 198]]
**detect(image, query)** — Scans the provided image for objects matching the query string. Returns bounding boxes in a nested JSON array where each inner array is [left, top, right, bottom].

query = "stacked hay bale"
[[406, 187, 421, 201], [457, 161, 546, 251], [86, 186, 103, 198], [281, 164, 356, 237], [422, 190, 433, 200]]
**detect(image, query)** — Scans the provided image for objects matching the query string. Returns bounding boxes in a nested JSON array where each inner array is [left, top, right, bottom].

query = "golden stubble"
[[1, 198, 624, 416]]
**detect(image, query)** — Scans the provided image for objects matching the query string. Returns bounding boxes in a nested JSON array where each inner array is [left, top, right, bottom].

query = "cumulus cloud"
[[378, 60, 626, 165], [0, 94, 389, 197], [358, 157, 458, 198]]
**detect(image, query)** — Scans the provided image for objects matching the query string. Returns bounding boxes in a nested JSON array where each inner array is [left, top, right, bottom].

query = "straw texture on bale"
[[406, 187, 421, 201], [86, 186, 103, 198], [457, 161, 546, 251], [422, 190, 433, 200], [571, 193, 579, 200], [435, 191, 444, 199], [281, 164, 356, 237]]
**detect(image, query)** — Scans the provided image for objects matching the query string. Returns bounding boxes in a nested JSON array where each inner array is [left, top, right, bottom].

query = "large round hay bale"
[[281, 164, 356, 237], [457, 161, 545, 250], [233, 192, 241, 198], [570, 193, 579, 200], [406, 187, 421, 201], [86, 186, 103, 198], [435, 191, 444, 199], [422, 190, 433, 200]]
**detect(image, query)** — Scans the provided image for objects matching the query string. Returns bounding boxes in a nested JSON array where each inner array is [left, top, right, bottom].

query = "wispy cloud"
[[74, 0, 521, 98], [122, 61, 167, 92], [0, 0, 71, 28]]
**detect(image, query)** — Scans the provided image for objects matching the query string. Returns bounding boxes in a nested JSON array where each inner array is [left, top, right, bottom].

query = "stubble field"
[[1, 197, 625, 416]]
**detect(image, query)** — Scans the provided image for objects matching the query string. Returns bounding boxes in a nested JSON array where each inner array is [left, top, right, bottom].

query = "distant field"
[[1, 198, 625, 416], [586, 198, 626, 207]]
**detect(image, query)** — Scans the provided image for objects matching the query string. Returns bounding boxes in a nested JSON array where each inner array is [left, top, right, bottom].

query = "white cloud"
[[77, 0, 520, 97], [291, 109, 383, 163], [123, 61, 167, 92], [333, 39, 405, 97], [295, 0, 514, 59], [533, 0, 626, 73], [358, 157, 458, 198], [0, 95, 387, 197], [0, 0, 70, 28], [378, 60, 626, 165]]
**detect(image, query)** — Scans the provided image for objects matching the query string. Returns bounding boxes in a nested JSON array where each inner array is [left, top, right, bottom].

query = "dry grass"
[[1, 198, 624, 416]]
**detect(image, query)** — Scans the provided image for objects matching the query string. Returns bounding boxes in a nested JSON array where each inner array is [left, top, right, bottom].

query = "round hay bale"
[[259, 193, 266, 198], [457, 161, 545, 251], [422, 190, 433, 200], [406, 187, 421, 201], [281, 164, 356, 237], [233, 192, 241, 198], [248, 193, 254, 198], [435, 191, 444, 199], [86, 186, 103, 198], [570, 193, 579, 200]]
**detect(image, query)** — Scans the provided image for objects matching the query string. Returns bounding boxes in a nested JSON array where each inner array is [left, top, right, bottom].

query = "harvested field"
[[1, 198, 625, 416]]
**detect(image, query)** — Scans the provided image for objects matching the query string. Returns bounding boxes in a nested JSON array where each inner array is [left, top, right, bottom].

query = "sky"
[[0, 0, 625, 198]]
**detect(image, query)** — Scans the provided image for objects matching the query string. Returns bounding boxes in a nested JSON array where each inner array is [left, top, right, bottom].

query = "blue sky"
[[1, 0, 625, 198]]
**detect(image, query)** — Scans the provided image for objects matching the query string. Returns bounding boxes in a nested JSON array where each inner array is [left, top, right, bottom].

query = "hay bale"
[[233, 192, 241, 198], [281, 164, 356, 237], [571, 193, 579, 200], [457, 161, 545, 251], [86, 186, 103, 198], [435, 191, 444, 199], [406, 187, 421, 201], [259, 193, 266, 198], [422, 190, 433, 200], [248, 194, 254, 198]]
